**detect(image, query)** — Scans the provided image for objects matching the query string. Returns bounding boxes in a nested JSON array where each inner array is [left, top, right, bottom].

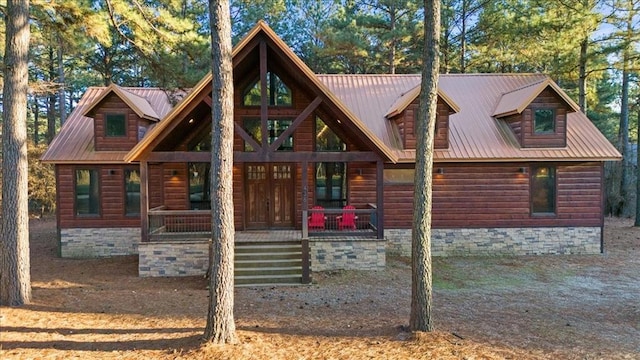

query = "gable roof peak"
[[492, 77, 580, 118], [82, 83, 160, 121], [385, 83, 461, 119]]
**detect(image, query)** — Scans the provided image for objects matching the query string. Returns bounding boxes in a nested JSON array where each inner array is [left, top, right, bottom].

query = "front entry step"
[[234, 241, 306, 287]]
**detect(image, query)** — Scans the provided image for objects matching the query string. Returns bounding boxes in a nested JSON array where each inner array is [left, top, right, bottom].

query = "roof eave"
[[124, 73, 213, 163]]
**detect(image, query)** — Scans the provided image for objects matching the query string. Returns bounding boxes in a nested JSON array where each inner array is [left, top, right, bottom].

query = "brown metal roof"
[[318, 73, 620, 163], [492, 78, 580, 118], [384, 84, 460, 118], [43, 24, 619, 165], [41, 87, 178, 164]]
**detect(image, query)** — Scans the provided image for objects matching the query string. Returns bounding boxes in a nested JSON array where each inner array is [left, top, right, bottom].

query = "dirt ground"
[[0, 217, 638, 359]]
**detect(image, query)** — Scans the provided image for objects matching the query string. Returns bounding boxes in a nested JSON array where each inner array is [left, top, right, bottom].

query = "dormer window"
[[534, 109, 555, 134], [242, 72, 292, 106], [106, 114, 126, 137]]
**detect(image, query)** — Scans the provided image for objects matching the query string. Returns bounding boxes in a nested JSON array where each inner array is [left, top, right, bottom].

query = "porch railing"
[[148, 204, 378, 241], [148, 206, 211, 241], [302, 205, 377, 239]]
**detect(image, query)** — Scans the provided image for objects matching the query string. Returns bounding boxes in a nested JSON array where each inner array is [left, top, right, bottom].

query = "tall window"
[[531, 165, 556, 214], [243, 118, 293, 151], [534, 109, 554, 134], [315, 163, 347, 208], [75, 169, 100, 216], [315, 117, 346, 208], [242, 72, 292, 106], [124, 169, 140, 216], [106, 114, 126, 137], [189, 163, 211, 210]]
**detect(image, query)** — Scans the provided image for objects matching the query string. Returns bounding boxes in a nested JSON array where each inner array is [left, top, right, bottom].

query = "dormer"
[[83, 84, 160, 151], [385, 85, 459, 150], [493, 78, 579, 148]]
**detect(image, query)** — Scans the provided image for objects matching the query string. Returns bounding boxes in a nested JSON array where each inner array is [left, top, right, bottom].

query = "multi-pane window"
[[315, 117, 345, 152], [189, 163, 211, 210], [243, 118, 293, 151], [124, 169, 140, 216], [315, 117, 347, 208], [315, 162, 347, 208], [243, 72, 292, 106], [531, 165, 556, 214], [75, 169, 100, 216], [534, 109, 555, 134], [105, 114, 126, 137]]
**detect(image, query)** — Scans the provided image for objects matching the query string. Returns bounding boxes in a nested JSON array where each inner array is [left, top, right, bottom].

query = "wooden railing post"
[[302, 210, 309, 239], [376, 160, 385, 239], [301, 238, 311, 284], [140, 161, 149, 242]]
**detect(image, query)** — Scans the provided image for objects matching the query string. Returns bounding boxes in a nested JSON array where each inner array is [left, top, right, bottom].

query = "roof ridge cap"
[[501, 78, 548, 96], [316, 73, 419, 77]]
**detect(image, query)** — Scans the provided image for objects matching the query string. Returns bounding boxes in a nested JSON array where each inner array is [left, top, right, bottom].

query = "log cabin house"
[[42, 22, 621, 283]]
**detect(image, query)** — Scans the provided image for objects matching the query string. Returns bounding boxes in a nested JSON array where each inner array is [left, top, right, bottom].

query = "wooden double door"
[[245, 163, 295, 229]]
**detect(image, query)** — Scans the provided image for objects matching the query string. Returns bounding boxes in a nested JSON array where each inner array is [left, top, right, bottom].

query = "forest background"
[[0, 0, 638, 219]]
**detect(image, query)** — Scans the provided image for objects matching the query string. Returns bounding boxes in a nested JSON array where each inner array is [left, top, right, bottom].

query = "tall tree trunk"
[[618, 56, 631, 216], [410, 0, 439, 332], [47, 46, 57, 144], [33, 96, 40, 144], [459, 0, 467, 73], [635, 100, 640, 226], [578, 37, 588, 113], [57, 37, 67, 126], [389, 5, 396, 74], [204, 0, 237, 344], [1, 0, 32, 306]]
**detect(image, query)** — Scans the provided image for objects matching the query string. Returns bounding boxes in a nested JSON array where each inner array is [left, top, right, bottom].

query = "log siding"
[[92, 94, 153, 151], [57, 164, 142, 228], [382, 162, 603, 229]]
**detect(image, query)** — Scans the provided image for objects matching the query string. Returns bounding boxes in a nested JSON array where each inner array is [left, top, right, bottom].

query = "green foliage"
[[27, 142, 56, 215]]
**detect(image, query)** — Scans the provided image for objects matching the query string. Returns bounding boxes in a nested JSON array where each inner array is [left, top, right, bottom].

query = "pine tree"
[[204, 0, 237, 344], [410, 0, 439, 332], [1, 0, 32, 306]]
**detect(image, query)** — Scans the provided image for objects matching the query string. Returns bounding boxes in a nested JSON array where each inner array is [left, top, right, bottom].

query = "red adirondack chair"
[[337, 205, 357, 230], [308, 206, 326, 230]]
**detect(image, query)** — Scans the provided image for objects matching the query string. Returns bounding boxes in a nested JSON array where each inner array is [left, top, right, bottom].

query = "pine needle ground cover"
[[1, 218, 638, 359]]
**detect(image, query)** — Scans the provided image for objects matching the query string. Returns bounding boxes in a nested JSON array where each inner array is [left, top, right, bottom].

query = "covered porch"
[[138, 205, 386, 281]]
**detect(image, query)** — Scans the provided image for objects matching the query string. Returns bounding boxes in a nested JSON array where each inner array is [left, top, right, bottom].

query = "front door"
[[245, 163, 294, 229]]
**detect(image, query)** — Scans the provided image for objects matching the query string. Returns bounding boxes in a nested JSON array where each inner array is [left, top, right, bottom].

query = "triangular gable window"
[[243, 72, 292, 106]]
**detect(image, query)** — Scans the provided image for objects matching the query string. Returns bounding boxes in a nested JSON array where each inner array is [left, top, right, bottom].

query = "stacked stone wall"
[[60, 228, 139, 258], [138, 241, 209, 277], [310, 238, 386, 272], [386, 227, 602, 257]]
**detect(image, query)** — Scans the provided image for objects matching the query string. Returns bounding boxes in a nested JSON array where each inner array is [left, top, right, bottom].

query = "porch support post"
[[301, 239, 310, 284], [301, 160, 309, 239], [140, 160, 149, 242], [376, 160, 384, 239], [259, 40, 268, 149]]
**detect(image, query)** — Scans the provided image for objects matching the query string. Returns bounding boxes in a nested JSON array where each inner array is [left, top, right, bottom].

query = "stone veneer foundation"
[[138, 241, 209, 277], [59, 227, 140, 258], [309, 237, 386, 272], [386, 227, 602, 257], [61, 226, 601, 277]]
